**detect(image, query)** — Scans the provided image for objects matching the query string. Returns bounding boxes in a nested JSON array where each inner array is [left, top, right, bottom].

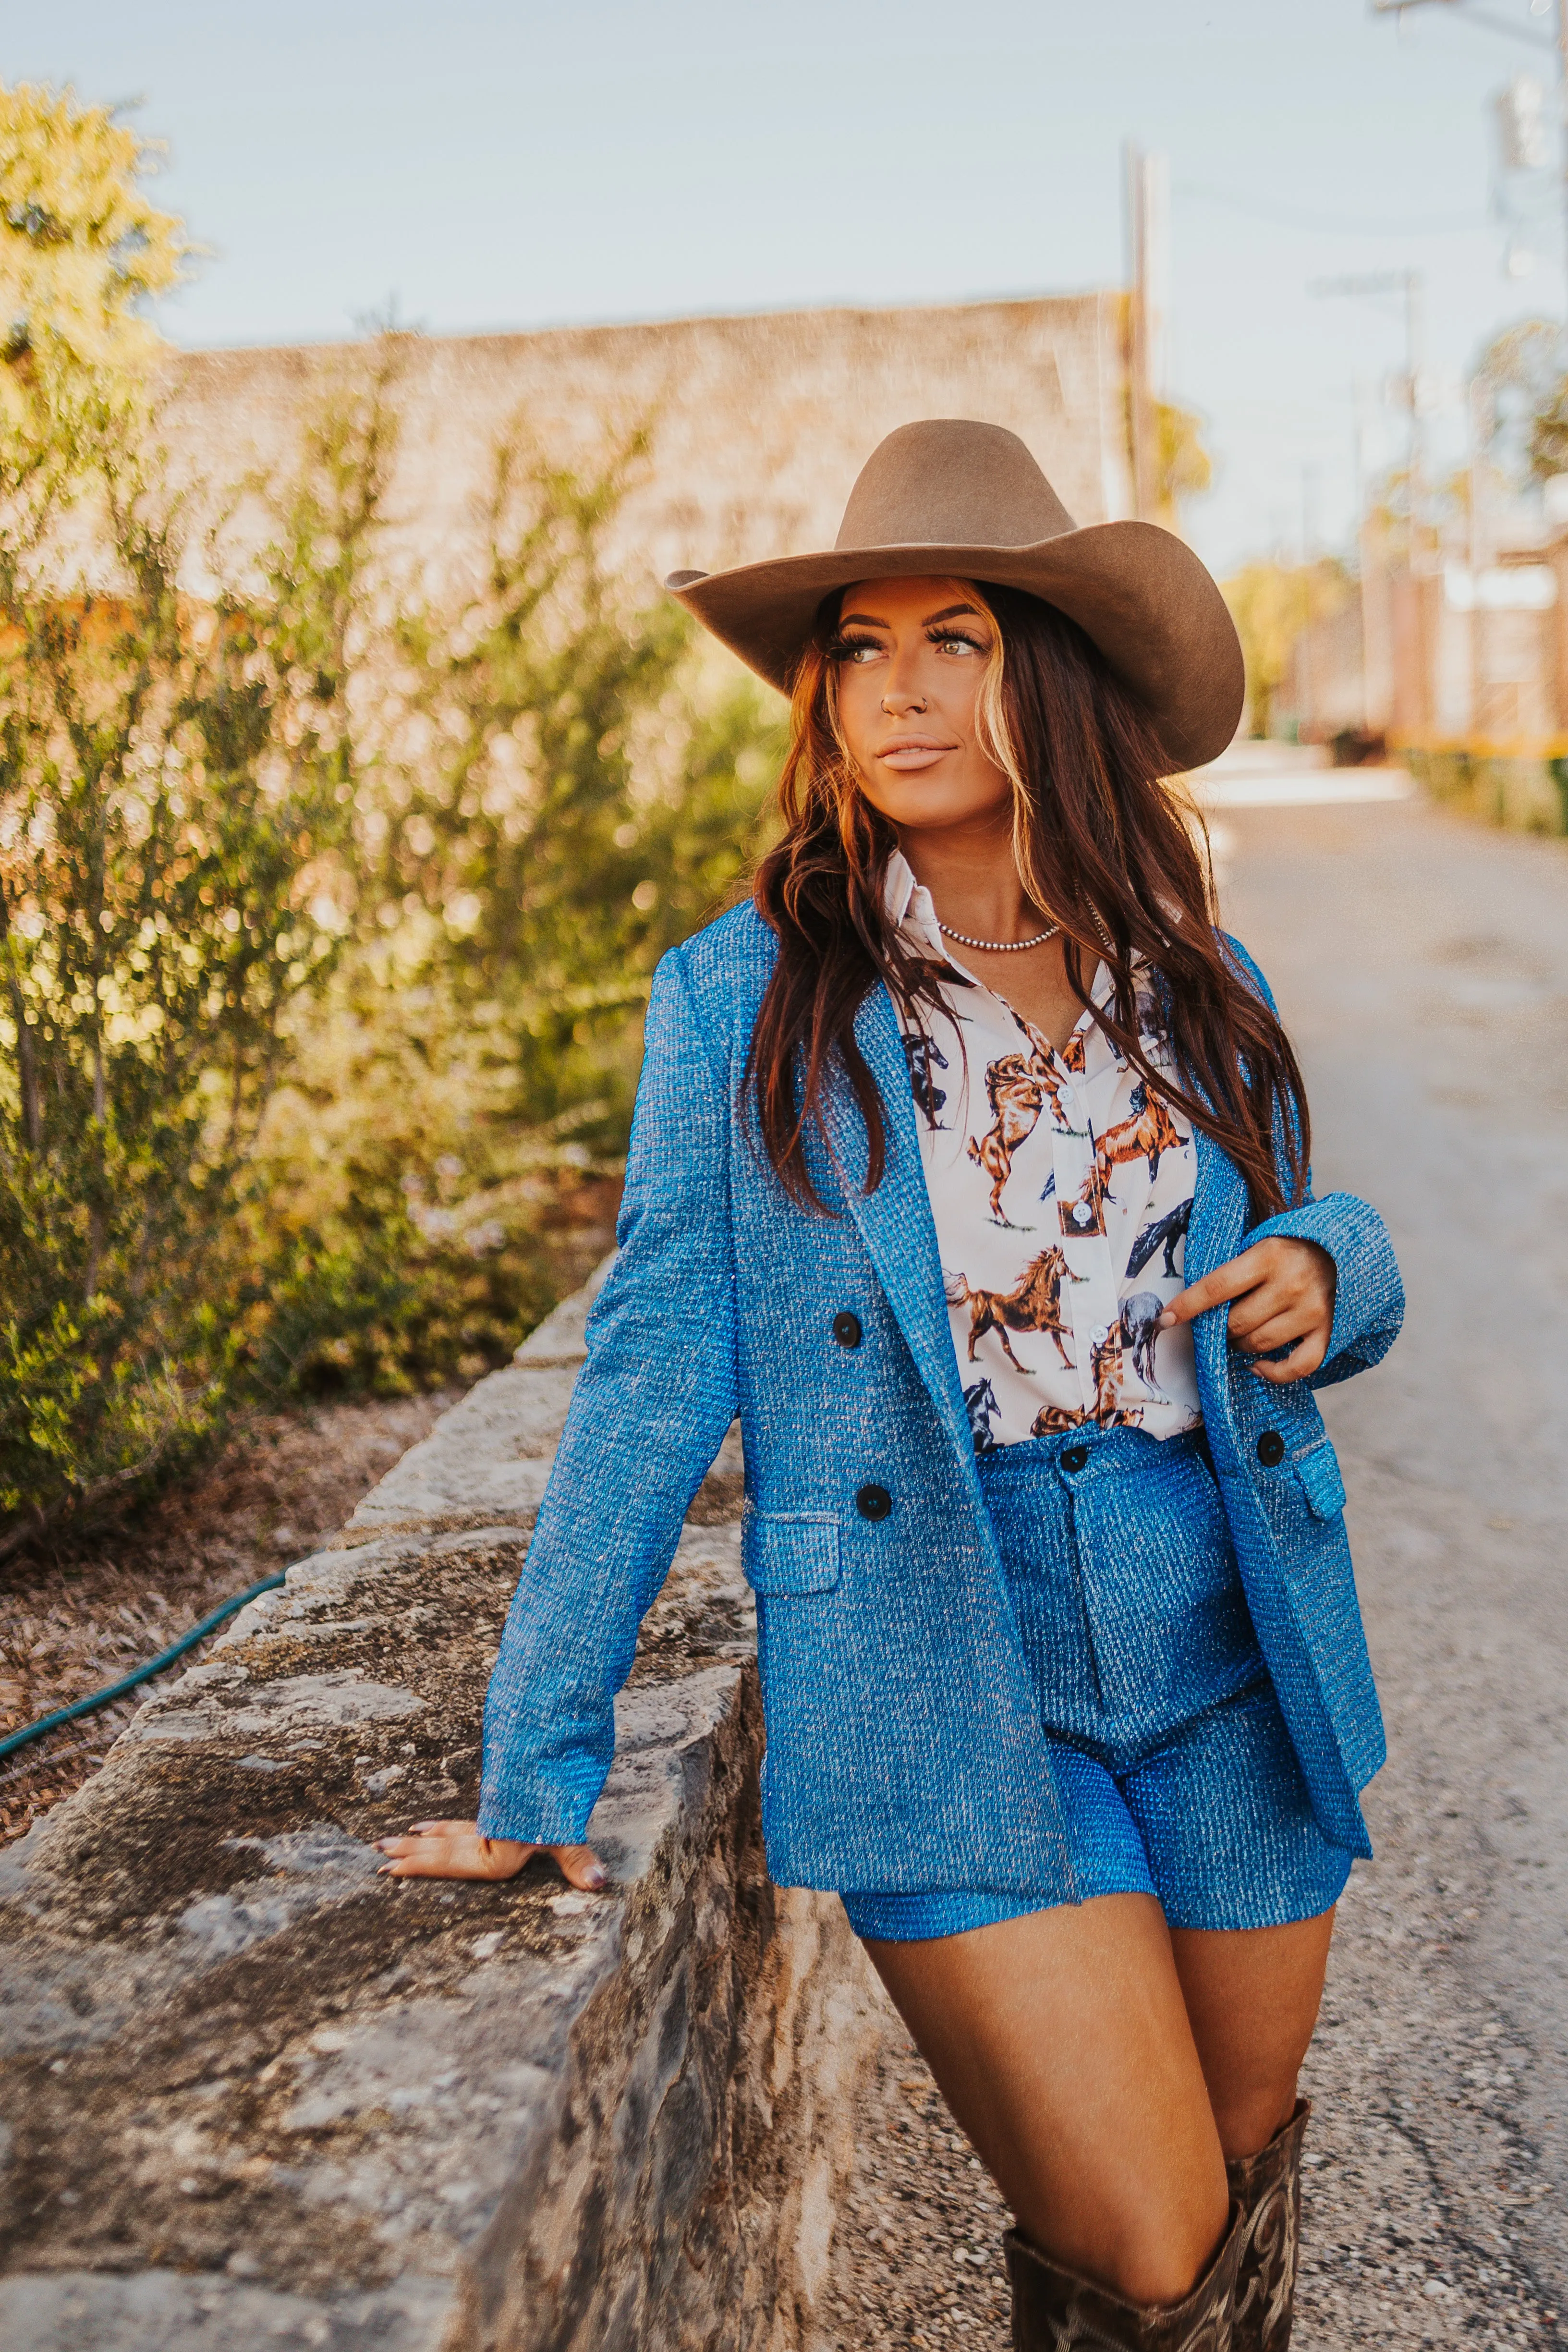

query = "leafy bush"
[[0, 86, 781, 1547], [254, 416, 780, 1396]]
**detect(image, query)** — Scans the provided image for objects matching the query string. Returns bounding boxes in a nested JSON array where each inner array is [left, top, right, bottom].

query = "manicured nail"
[[408, 1821, 436, 1832], [1156, 1312, 1175, 1329], [583, 1864, 608, 1890]]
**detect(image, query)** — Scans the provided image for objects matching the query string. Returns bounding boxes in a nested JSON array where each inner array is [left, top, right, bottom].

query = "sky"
[[11, 0, 1568, 574]]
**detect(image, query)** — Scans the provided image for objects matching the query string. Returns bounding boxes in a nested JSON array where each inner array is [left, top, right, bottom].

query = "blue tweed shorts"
[[842, 1422, 1353, 1944]]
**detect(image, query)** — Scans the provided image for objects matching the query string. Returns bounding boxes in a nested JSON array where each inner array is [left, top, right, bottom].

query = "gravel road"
[[824, 780, 1567, 2350]]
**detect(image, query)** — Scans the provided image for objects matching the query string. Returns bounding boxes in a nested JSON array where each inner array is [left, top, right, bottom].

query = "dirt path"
[[823, 780, 1567, 2351]]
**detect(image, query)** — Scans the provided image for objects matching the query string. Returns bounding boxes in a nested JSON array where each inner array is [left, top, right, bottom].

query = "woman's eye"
[[933, 633, 985, 658], [831, 637, 884, 664]]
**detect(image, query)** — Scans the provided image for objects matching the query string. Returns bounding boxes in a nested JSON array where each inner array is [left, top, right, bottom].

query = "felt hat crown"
[[667, 418, 1243, 771]]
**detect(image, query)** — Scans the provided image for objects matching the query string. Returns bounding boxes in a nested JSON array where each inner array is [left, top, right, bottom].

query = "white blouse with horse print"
[[885, 852, 1202, 1453]]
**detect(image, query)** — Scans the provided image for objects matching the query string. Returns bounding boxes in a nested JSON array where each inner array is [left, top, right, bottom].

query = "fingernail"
[[583, 1865, 608, 1890], [1157, 1313, 1175, 1329]]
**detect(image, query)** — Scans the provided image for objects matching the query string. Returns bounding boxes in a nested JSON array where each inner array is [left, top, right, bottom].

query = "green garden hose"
[[0, 1570, 288, 1765]]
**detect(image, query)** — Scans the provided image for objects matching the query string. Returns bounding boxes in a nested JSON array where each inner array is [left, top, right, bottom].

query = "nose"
[[880, 641, 927, 716]]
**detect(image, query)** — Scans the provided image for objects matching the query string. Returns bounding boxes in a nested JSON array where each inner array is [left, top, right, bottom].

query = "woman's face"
[[829, 575, 1012, 836]]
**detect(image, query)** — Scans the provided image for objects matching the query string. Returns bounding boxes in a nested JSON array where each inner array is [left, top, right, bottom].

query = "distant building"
[[1285, 496, 1568, 751], [162, 293, 1133, 604]]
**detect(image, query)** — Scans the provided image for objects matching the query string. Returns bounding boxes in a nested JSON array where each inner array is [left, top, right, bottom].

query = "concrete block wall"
[[161, 291, 1131, 609], [0, 1262, 884, 2350]]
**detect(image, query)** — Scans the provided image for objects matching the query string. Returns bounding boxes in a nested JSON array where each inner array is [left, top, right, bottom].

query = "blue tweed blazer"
[[479, 906, 1404, 1894]]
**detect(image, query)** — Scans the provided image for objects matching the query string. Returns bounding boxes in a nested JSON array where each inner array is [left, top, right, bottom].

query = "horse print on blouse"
[[1026, 1326, 1145, 1438], [1064, 1080, 1185, 1237], [1097, 1079, 1185, 1182], [963, 1376, 1001, 1453], [1059, 1151, 1113, 1240], [1127, 1195, 1191, 1281], [1089, 1322, 1142, 1428], [1031, 1400, 1087, 1437], [1118, 1290, 1169, 1399], [966, 1040, 1072, 1226], [945, 1246, 1086, 1375], [903, 1029, 951, 1127]]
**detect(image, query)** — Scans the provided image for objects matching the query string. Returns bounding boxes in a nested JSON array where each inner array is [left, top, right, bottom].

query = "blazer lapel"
[[1187, 1127, 1250, 1469], [823, 983, 982, 1486]]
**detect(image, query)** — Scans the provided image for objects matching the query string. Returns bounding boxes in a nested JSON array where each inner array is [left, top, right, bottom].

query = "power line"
[[1372, 0, 1555, 46], [1176, 182, 1486, 236]]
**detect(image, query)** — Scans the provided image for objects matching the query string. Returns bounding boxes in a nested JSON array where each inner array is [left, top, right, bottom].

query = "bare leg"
[[1169, 1908, 1336, 2161], [862, 1892, 1229, 2306]]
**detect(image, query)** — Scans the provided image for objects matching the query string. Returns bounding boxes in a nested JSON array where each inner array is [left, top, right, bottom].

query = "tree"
[[0, 83, 190, 524], [1153, 399, 1213, 526], [0, 88, 380, 1551], [1222, 560, 1350, 742]]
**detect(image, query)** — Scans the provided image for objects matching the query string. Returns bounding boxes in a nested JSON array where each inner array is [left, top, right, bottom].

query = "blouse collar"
[[882, 847, 1120, 1015]]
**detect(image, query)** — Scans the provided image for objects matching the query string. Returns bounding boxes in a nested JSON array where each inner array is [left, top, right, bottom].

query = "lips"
[[876, 735, 958, 770]]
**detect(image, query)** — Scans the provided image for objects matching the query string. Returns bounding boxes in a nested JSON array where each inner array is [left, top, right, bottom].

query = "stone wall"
[[162, 291, 1130, 602], [0, 1262, 885, 2351]]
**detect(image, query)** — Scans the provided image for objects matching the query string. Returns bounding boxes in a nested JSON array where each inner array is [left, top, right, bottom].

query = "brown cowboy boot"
[[1226, 2099, 1311, 2352], [1004, 2205, 1243, 2351]]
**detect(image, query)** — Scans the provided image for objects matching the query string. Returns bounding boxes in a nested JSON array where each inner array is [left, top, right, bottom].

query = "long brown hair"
[[745, 580, 1309, 1217]]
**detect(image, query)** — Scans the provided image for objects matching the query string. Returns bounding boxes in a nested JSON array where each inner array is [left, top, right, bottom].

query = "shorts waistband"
[[976, 1419, 1210, 1487]]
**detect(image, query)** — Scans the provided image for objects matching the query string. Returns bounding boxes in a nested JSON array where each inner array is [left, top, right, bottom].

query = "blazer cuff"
[[476, 1777, 597, 1848], [1249, 1190, 1404, 1383]]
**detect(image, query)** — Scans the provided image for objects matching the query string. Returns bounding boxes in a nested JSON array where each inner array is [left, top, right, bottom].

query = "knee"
[[1096, 2155, 1230, 2307], [1209, 2076, 1299, 2167]]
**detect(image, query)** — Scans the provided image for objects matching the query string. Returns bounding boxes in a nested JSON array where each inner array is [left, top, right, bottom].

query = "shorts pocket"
[[1292, 1435, 1347, 1521], [742, 1511, 842, 1594]]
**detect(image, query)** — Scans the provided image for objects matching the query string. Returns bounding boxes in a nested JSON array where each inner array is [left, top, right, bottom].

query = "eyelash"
[[827, 630, 988, 664]]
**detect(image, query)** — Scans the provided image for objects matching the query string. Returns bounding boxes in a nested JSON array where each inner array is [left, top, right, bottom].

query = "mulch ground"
[[0, 1385, 462, 1845], [0, 1204, 619, 1848]]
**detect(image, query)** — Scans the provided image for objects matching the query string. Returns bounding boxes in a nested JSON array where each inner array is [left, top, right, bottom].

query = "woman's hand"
[[1157, 1237, 1337, 1384], [375, 1819, 608, 1889]]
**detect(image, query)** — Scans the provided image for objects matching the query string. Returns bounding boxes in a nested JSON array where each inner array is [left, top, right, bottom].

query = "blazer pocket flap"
[[1293, 1439, 1347, 1521], [743, 1512, 842, 1595]]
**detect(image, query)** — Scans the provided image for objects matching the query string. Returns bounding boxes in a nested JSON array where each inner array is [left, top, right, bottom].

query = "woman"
[[378, 421, 1402, 2351]]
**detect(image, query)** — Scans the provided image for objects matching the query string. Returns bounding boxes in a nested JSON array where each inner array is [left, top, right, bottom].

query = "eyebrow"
[[836, 601, 985, 630]]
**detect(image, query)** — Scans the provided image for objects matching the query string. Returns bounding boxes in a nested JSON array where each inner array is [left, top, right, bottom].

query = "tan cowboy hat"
[[666, 417, 1244, 772]]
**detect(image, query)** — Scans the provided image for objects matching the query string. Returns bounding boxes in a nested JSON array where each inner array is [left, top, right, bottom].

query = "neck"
[[896, 816, 1042, 941]]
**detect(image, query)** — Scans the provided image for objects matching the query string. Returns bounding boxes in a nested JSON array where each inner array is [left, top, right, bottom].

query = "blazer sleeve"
[[1219, 931, 1405, 1390], [477, 945, 740, 1844]]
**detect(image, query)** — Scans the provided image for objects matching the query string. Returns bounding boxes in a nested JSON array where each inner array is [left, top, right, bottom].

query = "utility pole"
[[1373, 0, 1568, 301], [1557, 0, 1568, 277], [1309, 271, 1426, 533], [1311, 268, 1430, 728], [1124, 144, 1169, 521]]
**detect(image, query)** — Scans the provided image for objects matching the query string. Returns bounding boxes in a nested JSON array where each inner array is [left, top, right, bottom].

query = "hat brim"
[[667, 520, 1243, 774]]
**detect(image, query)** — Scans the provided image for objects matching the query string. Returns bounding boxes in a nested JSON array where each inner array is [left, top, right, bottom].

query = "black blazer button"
[[1256, 1430, 1286, 1468], [856, 1483, 892, 1522], [833, 1311, 863, 1349], [1061, 1445, 1089, 1474]]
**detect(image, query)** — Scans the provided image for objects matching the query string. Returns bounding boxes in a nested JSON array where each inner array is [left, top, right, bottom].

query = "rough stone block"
[[0, 1259, 882, 2350]]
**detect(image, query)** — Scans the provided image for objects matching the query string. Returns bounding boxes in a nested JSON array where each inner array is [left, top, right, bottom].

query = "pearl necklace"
[[938, 917, 1061, 954]]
